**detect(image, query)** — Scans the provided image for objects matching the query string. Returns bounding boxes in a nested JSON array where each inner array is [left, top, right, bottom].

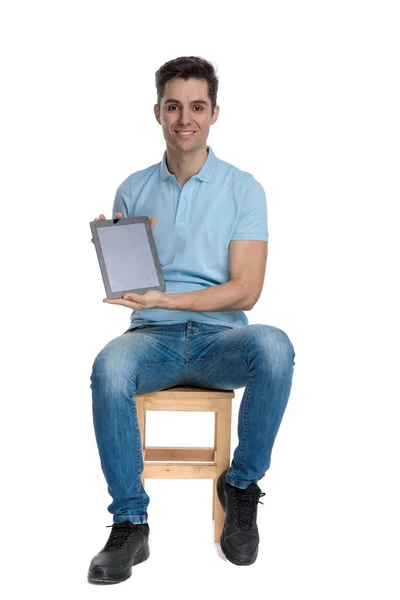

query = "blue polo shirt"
[[112, 145, 269, 330]]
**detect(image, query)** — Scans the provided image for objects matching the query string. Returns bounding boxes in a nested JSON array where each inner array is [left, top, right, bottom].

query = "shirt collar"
[[160, 144, 216, 183]]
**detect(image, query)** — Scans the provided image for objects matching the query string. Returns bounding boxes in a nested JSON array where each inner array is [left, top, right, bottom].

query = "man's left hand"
[[103, 290, 169, 310]]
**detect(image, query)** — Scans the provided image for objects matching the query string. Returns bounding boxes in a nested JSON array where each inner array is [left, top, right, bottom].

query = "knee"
[[90, 347, 114, 381], [273, 326, 295, 361], [252, 324, 295, 367], [90, 345, 136, 397]]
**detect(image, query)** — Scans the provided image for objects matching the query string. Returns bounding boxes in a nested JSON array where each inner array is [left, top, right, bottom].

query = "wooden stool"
[[135, 386, 235, 542]]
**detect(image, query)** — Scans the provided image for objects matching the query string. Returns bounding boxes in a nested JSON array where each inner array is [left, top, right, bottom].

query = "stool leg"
[[213, 400, 232, 543], [135, 396, 146, 488], [212, 410, 218, 521]]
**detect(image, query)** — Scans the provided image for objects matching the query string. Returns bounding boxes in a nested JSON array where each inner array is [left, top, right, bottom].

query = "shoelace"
[[104, 522, 142, 551], [233, 490, 266, 530]]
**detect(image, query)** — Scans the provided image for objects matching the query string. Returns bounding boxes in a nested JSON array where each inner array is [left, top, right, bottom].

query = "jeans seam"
[[237, 369, 254, 474], [133, 346, 251, 379], [134, 402, 142, 492]]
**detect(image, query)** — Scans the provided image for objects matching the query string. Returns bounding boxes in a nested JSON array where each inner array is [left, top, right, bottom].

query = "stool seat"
[[134, 386, 235, 542]]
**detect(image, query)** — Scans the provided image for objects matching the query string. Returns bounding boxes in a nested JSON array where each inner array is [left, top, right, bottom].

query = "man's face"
[[154, 77, 219, 153]]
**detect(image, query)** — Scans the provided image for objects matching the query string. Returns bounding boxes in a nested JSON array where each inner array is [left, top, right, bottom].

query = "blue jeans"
[[90, 321, 296, 524]]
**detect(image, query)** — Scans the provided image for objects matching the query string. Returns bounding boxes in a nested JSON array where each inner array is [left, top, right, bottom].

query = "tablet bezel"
[[90, 216, 166, 299]]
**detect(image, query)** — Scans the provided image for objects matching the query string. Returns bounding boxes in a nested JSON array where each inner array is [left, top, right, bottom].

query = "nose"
[[178, 106, 192, 126]]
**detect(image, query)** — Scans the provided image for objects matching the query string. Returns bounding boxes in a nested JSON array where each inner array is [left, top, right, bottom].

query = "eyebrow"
[[164, 98, 209, 105]]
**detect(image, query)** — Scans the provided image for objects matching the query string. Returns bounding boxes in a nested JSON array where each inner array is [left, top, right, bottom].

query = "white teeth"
[[177, 131, 194, 135]]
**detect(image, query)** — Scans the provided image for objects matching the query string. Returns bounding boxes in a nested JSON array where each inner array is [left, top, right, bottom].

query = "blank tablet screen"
[[97, 222, 160, 292]]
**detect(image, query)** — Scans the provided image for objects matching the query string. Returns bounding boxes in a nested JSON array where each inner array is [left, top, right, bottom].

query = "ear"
[[154, 104, 161, 124], [211, 105, 219, 125]]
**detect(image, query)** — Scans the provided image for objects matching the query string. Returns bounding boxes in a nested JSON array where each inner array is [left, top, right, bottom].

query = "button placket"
[[175, 184, 190, 226]]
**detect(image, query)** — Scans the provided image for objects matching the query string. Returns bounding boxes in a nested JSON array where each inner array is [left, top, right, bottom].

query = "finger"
[[114, 212, 123, 217], [103, 298, 140, 309]]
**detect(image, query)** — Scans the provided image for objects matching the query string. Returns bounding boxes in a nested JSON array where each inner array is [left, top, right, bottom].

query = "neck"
[[165, 144, 209, 188]]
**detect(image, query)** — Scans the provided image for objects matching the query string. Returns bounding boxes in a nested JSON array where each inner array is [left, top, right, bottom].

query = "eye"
[[167, 105, 204, 112]]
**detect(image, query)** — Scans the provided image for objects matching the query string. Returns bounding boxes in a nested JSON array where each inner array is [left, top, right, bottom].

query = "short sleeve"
[[112, 178, 131, 218], [231, 176, 269, 242]]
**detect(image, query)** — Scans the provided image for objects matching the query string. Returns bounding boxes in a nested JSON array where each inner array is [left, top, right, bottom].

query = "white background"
[[1, 0, 399, 598]]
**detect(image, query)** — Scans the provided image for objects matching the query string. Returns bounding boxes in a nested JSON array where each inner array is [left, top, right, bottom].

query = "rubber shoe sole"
[[87, 544, 150, 584], [217, 471, 258, 566]]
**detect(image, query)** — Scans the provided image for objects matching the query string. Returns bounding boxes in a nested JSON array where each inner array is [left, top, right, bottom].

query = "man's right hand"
[[91, 213, 157, 243]]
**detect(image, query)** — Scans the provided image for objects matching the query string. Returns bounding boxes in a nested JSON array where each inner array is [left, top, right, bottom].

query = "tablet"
[[90, 216, 166, 299]]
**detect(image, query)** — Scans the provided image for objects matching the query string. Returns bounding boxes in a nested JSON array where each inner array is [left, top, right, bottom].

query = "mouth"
[[175, 130, 196, 138]]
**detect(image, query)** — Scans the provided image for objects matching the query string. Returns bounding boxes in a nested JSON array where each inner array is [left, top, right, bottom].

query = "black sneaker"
[[217, 469, 266, 565], [88, 521, 150, 584]]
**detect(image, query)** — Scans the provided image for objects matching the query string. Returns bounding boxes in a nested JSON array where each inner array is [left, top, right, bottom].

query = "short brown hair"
[[155, 56, 219, 116]]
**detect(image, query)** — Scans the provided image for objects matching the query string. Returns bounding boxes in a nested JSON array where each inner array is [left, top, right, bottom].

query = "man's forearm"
[[163, 280, 253, 312]]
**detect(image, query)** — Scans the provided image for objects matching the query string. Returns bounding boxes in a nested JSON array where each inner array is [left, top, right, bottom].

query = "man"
[[88, 56, 295, 584]]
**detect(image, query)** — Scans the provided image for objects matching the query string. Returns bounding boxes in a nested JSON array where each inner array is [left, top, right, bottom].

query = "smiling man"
[[156, 76, 217, 187], [88, 56, 296, 584]]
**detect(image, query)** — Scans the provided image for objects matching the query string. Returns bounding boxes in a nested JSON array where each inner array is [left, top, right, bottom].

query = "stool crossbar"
[[134, 386, 235, 543]]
